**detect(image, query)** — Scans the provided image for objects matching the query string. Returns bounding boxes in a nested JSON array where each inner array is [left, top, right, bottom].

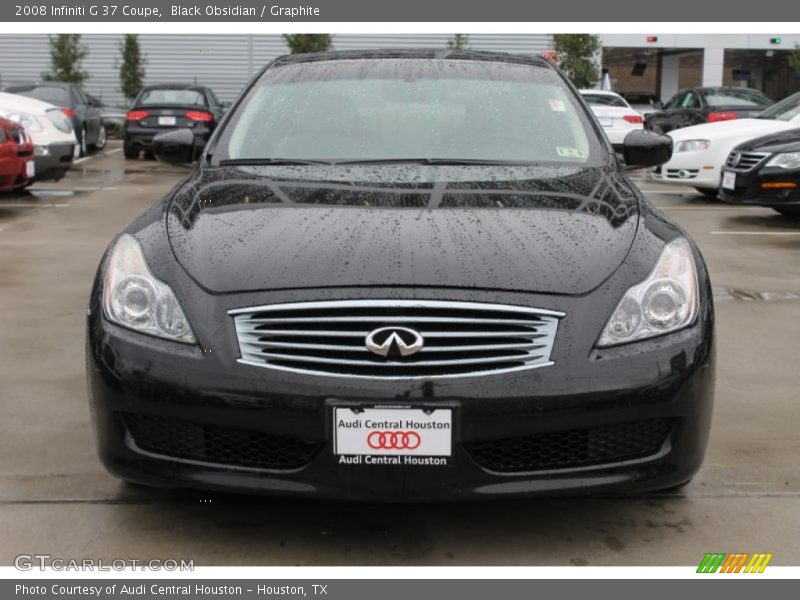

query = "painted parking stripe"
[[72, 146, 123, 165], [0, 203, 69, 208]]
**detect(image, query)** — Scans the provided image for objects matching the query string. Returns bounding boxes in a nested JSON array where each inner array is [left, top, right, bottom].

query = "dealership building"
[[0, 33, 798, 107]]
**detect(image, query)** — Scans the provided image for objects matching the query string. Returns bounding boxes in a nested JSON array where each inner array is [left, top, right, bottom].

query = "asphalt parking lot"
[[1, 142, 798, 566]]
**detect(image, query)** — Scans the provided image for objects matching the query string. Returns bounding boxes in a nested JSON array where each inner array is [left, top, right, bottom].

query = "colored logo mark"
[[697, 552, 773, 573]]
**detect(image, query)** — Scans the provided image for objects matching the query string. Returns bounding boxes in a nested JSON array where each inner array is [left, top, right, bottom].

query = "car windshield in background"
[[582, 93, 627, 108], [703, 88, 772, 107], [137, 89, 206, 106], [219, 58, 597, 164], [758, 92, 800, 121], [623, 93, 658, 105], [8, 85, 68, 105]]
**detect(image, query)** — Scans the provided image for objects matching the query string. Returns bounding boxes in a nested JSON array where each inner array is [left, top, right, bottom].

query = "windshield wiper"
[[218, 158, 335, 166], [333, 158, 539, 166]]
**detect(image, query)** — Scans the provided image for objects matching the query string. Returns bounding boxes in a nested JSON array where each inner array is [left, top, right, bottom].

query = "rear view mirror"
[[622, 129, 673, 168], [153, 128, 196, 165]]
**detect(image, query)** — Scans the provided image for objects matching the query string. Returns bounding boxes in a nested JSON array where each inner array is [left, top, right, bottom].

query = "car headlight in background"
[[674, 139, 710, 153], [598, 237, 698, 347], [103, 234, 196, 343], [765, 152, 800, 169], [45, 108, 73, 134], [0, 108, 43, 133]]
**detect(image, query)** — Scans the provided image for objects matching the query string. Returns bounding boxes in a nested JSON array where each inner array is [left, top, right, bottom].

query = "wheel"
[[773, 206, 800, 217], [79, 124, 88, 157], [123, 144, 139, 159], [144, 150, 155, 160], [89, 124, 107, 151], [695, 187, 718, 199]]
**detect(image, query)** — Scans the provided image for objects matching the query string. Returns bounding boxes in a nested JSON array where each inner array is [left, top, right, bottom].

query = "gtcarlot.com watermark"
[[14, 554, 194, 571]]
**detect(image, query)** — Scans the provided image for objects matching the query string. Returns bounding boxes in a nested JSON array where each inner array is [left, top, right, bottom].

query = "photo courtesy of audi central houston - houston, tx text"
[[0, 20, 799, 583]]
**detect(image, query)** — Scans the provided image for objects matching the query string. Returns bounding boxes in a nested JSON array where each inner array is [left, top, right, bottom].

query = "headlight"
[[674, 139, 710, 153], [34, 145, 51, 156], [597, 237, 698, 347], [765, 152, 800, 169], [0, 108, 43, 133], [45, 108, 73, 134], [102, 234, 196, 343]]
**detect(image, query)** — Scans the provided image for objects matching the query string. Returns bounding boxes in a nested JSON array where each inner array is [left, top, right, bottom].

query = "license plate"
[[158, 116, 177, 126], [722, 171, 736, 190], [598, 117, 613, 127], [25, 161, 35, 178], [333, 407, 452, 464], [73, 144, 80, 158]]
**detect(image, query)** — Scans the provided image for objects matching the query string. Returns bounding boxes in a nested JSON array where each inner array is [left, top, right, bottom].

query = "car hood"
[[165, 165, 639, 295], [668, 118, 795, 141], [734, 128, 800, 153]]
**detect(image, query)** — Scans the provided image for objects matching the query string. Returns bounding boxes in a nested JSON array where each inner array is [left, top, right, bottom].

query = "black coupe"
[[86, 50, 715, 499]]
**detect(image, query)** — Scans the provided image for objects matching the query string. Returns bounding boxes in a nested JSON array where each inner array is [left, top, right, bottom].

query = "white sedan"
[[650, 91, 800, 194], [579, 90, 644, 149]]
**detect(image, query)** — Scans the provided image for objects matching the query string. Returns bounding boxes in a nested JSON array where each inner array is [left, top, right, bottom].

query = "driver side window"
[[681, 91, 700, 108]]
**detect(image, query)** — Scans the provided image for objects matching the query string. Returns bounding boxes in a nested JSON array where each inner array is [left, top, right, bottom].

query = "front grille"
[[665, 168, 699, 180], [725, 151, 770, 173], [230, 300, 563, 378], [124, 414, 322, 471], [465, 418, 673, 473]]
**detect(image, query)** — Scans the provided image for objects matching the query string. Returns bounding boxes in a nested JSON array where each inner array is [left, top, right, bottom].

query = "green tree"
[[43, 34, 89, 84], [789, 43, 800, 72], [118, 34, 146, 103], [282, 34, 332, 54], [447, 34, 470, 50], [552, 34, 601, 89]]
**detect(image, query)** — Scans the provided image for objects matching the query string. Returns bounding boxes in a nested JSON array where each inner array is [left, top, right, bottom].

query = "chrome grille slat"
[[725, 151, 770, 173], [230, 300, 563, 379]]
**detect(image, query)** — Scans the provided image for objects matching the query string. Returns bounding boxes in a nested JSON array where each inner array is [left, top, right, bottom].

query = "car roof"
[[7, 81, 73, 89], [579, 90, 623, 96], [141, 84, 209, 91], [269, 48, 553, 69]]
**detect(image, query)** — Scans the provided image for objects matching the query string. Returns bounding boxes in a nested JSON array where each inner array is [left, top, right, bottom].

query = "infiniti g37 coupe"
[[86, 50, 715, 499]]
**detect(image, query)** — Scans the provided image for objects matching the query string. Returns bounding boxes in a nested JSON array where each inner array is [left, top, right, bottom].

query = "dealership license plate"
[[598, 117, 613, 127], [158, 116, 177, 126], [722, 171, 736, 190], [25, 161, 35, 178], [73, 144, 80, 158], [333, 407, 452, 465]]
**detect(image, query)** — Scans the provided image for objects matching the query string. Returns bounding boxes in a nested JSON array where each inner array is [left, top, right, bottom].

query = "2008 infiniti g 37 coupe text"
[[86, 50, 715, 499]]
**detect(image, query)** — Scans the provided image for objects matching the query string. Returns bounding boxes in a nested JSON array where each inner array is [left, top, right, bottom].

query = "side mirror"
[[622, 129, 673, 168], [219, 101, 232, 112], [153, 128, 196, 165]]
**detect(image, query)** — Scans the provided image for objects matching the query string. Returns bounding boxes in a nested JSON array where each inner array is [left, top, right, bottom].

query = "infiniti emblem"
[[365, 327, 424, 358]]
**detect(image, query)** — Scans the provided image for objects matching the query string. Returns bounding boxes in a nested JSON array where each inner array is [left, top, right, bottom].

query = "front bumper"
[[33, 142, 75, 181], [718, 166, 800, 207], [87, 283, 715, 500], [651, 153, 720, 189]]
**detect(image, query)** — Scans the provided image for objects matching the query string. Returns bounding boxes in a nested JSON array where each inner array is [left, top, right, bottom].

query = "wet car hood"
[[165, 165, 639, 295], [735, 127, 800, 153]]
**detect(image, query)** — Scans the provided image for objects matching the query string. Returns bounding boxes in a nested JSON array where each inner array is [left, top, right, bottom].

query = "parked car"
[[0, 117, 34, 191], [619, 91, 663, 116], [87, 50, 714, 500], [0, 91, 77, 182], [645, 87, 773, 134], [87, 94, 126, 139], [579, 90, 644, 150], [651, 91, 800, 194], [123, 84, 225, 159], [718, 128, 800, 216], [5, 82, 106, 156]]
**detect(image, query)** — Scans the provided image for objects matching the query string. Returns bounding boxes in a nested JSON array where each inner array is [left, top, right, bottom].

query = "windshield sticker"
[[548, 99, 566, 112], [556, 146, 588, 159]]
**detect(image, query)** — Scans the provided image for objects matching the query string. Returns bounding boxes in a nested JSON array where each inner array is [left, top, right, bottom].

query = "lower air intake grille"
[[465, 419, 673, 473], [124, 414, 321, 471], [230, 300, 563, 378]]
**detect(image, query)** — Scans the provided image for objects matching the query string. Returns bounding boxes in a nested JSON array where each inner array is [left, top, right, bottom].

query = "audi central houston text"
[[86, 50, 715, 499]]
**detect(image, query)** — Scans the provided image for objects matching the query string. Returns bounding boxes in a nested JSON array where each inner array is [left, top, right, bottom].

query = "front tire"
[[123, 144, 139, 159], [695, 187, 718, 199], [773, 206, 800, 217]]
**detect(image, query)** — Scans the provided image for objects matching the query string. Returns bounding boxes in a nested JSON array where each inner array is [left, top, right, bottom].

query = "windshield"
[[8, 85, 68, 106], [623, 93, 657, 105], [217, 58, 599, 165], [703, 88, 772, 107], [758, 92, 800, 122], [137, 89, 206, 106], [582, 93, 628, 108]]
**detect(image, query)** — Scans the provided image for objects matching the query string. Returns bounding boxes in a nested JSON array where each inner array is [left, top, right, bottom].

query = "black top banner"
[[3, 0, 798, 22]]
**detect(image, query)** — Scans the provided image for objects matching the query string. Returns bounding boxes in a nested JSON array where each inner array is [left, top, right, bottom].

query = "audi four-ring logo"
[[367, 430, 421, 450]]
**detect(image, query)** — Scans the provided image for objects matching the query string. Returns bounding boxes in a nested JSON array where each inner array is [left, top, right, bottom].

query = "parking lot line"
[[0, 203, 69, 208]]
